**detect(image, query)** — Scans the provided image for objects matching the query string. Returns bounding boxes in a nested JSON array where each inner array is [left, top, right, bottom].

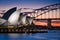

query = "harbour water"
[[0, 30, 60, 40]]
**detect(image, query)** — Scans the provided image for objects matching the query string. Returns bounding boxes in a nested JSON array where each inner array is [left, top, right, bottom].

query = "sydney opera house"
[[0, 7, 34, 28]]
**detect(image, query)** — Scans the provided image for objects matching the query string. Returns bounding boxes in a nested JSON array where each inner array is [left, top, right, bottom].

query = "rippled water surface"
[[0, 30, 60, 40]]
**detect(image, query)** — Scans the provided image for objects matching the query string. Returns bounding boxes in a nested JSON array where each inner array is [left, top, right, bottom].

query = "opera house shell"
[[0, 7, 33, 27]]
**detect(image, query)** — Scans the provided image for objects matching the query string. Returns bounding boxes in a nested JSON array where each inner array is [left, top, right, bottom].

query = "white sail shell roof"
[[8, 10, 20, 25], [27, 17, 33, 25], [0, 18, 7, 25]]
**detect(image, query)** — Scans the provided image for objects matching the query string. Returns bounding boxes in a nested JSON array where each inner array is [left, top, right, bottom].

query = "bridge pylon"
[[47, 19, 52, 29]]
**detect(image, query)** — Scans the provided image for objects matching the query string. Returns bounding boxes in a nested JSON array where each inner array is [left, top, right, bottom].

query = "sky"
[[0, 0, 60, 10]]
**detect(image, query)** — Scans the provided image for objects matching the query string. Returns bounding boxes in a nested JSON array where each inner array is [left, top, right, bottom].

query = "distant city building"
[[18, 8, 35, 18], [19, 8, 34, 13], [0, 10, 6, 17]]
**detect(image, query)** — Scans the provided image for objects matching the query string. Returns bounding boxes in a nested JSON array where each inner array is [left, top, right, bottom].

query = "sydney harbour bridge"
[[27, 3, 60, 28]]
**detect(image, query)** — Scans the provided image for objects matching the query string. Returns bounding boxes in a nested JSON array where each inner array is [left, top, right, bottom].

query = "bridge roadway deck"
[[34, 18, 60, 20]]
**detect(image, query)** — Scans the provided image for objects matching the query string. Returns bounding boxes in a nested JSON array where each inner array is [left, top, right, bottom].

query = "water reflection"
[[8, 34, 19, 37], [0, 30, 60, 40]]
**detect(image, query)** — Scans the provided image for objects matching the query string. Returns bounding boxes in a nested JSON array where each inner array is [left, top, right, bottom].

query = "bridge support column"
[[47, 19, 51, 29]]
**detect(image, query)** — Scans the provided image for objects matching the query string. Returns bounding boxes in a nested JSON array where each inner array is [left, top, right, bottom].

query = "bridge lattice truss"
[[28, 3, 60, 20]]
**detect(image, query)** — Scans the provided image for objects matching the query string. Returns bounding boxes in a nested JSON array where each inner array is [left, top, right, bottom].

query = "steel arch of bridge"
[[30, 3, 60, 20]]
